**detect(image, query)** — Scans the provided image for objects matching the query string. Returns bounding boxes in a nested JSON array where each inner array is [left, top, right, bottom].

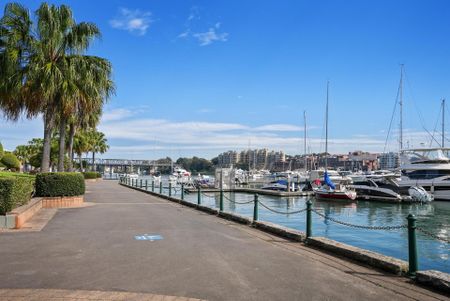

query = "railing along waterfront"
[[118, 176, 449, 277]]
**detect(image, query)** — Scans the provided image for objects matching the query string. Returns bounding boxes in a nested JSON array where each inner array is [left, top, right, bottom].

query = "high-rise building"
[[378, 152, 400, 170]]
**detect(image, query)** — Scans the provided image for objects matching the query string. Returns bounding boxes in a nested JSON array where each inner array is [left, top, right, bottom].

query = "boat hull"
[[399, 180, 450, 201], [314, 190, 357, 201]]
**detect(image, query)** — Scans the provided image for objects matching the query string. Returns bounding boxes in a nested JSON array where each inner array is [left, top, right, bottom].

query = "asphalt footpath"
[[0, 180, 447, 301]]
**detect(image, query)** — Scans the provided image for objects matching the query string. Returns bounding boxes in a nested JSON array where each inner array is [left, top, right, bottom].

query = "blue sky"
[[2, 0, 450, 159]]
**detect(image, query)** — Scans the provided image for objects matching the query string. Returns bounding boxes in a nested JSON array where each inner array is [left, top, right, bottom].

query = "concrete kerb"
[[416, 270, 450, 294], [119, 182, 450, 290], [253, 220, 306, 242], [306, 237, 408, 275]]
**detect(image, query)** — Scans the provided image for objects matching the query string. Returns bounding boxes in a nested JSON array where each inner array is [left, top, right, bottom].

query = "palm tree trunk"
[[58, 117, 66, 172], [92, 151, 95, 171], [41, 108, 54, 172], [67, 124, 76, 171], [79, 154, 83, 172]]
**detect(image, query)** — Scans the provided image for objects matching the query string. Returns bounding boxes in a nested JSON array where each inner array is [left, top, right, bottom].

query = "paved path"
[[0, 181, 447, 301], [0, 289, 203, 300]]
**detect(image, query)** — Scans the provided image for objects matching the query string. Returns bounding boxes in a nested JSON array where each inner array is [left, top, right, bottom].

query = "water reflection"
[[138, 177, 450, 273]]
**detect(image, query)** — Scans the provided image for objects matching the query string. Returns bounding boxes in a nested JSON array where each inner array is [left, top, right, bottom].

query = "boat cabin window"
[[403, 169, 450, 179]]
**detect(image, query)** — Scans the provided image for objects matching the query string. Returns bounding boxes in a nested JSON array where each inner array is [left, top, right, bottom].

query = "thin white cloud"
[[110, 8, 152, 36], [254, 124, 303, 132], [187, 6, 200, 22], [193, 27, 228, 46], [102, 108, 134, 122], [177, 7, 228, 46], [177, 30, 190, 39]]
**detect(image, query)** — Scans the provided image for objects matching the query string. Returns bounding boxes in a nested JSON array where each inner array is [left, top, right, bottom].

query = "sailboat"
[[314, 82, 357, 201]]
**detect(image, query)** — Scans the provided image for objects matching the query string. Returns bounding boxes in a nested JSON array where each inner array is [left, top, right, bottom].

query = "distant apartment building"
[[218, 150, 240, 167], [378, 152, 400, 170], [348, 151, 379, 171], [218, 148, 285, 169]]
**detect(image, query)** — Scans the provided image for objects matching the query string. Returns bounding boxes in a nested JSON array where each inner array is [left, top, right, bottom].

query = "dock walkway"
[[0, 181, 447, 301]]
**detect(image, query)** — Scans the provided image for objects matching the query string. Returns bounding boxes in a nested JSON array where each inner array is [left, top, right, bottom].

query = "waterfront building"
[[218, 150, 240, 167], [348, 151, 379, 171], [378, 152, 400, 170]]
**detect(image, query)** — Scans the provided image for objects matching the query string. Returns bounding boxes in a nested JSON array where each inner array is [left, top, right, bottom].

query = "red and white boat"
[[314, 186, 357, 201]]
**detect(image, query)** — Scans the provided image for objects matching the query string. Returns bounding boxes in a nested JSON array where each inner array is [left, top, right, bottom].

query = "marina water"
[[139, 176, 450, 273]]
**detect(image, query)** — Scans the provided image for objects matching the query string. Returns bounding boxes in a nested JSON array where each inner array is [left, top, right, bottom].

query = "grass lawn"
[[0, 171, 35, 178]]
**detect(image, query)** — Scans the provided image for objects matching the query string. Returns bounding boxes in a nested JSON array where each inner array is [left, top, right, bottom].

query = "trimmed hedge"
[[83, 171, 101, 179], [36, 172, 85, 197], [0, 174, 35, 215], [1, 152, 20, 170]]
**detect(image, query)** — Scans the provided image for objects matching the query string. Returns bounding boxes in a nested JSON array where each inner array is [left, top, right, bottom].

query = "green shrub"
[[82, 171, 100, 179], [96, 172, 102, 178], [0, 174, 35, 215], [0, 142, 4, 159], [1, 152, 20, 170], [36, 172, 85, 197]]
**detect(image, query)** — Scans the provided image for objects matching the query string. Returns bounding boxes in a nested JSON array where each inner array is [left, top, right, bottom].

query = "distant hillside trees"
[[176, 157, 214, 173]]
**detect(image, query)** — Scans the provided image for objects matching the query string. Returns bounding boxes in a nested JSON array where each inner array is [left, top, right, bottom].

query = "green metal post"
[[159, 182, 163, 194], [306, 200, 312, 238], [152, 180, 155, 192], [140, 179, 143, 188], [407, 214, 418, 277], [181, 183, 185, 200], [169, 182, 172, 197], [198, 186, 201, 205], [220, 189, 224, 212], [253, 194, 259, 221], [145, 180, 148, 190], [132, 179, 134, 187]]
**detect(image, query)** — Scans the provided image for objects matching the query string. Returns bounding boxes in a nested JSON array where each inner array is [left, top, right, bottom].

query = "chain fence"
[[222, 193, 255, 205], [201, 192, 217, 199], [259, 202, 308, 215], [121, 182, 448, 244], [311, 209, 407, 230], [416, 227, 450, 243]]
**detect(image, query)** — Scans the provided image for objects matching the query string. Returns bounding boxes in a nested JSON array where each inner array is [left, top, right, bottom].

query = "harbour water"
[[136, 176, 450, 274]]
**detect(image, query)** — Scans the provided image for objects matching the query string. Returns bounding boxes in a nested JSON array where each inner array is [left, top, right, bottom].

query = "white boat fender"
[[408, 186, 433, 203]]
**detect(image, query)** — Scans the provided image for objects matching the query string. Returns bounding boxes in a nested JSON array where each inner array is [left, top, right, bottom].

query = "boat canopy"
[[400, 148, 450, 165]]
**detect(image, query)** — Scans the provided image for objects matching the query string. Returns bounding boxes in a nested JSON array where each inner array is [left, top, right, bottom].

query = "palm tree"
[[56, 56, 114, 172], [73, 130, 87, 172], [88, 130, 109, 172], [13, 144, 32, 172], [0, 3, 114, 172]]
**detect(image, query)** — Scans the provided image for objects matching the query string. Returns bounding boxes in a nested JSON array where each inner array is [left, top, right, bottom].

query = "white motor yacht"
[[398, 148, 450, 201]]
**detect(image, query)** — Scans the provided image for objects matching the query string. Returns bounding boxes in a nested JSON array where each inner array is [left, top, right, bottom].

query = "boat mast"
[[304, 110, 307, 171], [399, 64, 404, 151], [325, 81, 329, 171], [442, 98, 445, 148]]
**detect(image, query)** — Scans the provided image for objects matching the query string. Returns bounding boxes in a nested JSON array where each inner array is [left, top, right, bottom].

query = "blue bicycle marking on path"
[[134, 234, 163, 241]]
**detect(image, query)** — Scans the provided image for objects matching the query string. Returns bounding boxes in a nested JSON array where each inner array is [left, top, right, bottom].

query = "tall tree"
[[73, 130, 90, 172], [88, 130, 109, 171], [0, 3, 114, 172]]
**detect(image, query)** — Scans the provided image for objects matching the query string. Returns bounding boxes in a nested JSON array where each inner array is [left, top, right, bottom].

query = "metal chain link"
[[201, 192, 216, 198], [312, 209, 407, 230], [259, 202, 308, 215], [416, 227, 450, 243], [222, 193, 255, 205]]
